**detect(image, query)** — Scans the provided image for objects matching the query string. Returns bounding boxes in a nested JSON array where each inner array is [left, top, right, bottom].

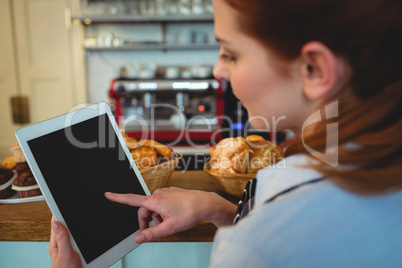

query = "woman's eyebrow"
[[216, 36, 230, 44]]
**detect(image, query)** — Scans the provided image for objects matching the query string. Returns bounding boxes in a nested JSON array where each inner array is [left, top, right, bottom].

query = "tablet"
[[15, 102, 151, 268]]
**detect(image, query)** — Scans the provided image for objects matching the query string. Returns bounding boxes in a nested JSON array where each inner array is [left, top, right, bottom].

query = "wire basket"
[[139, 153, 182, 193], [204, 161, 255, 198]]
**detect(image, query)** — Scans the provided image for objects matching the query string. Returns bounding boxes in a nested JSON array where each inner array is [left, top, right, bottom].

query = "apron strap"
[[233, 176, 325, 225], [233, 178, 257, 225]]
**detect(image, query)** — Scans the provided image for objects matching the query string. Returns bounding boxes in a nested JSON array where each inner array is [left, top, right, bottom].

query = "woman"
[[50, 0, 402, 267]]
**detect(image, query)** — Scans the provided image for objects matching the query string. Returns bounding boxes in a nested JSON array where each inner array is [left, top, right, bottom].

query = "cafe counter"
[[0, 171, 238, 242]]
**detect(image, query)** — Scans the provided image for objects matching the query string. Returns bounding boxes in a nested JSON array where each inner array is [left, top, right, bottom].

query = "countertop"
[[0, 170, 238, 242]]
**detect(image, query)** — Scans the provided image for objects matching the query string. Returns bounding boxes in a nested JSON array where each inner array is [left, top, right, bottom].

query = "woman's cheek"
[[230, 74, 250, 103]]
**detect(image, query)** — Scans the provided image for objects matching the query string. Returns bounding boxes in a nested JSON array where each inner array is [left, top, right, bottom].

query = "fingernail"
[[135, 234, 144, 244], [52, 222, 60, 233], [105, 192, 112, 196]]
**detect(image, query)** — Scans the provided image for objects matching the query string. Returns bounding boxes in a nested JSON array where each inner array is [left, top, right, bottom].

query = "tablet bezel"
[[15, 102, 151, 268]]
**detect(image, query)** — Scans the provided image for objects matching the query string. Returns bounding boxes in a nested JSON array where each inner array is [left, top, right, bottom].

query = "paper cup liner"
[[0, 170, 17, 199], [12, 183, 42, 198]]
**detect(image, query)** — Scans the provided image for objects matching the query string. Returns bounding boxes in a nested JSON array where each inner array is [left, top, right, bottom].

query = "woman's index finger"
[[105, 192, 148, 207]]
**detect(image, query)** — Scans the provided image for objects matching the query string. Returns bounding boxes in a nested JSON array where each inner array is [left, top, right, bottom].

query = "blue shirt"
[[209, 154, 402, 268]]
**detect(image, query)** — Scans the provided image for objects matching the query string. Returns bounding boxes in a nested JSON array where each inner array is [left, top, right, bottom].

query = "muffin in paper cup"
[[12, 170, 42, 198], [0, 170, 17, 199], [11, 183, 42, 198]]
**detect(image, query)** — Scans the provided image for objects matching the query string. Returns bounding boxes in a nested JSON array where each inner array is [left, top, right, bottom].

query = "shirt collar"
[[254, 154, 323, 206]]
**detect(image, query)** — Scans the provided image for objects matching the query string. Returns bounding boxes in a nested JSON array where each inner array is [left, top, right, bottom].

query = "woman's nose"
[[213, 60, 230, 81]]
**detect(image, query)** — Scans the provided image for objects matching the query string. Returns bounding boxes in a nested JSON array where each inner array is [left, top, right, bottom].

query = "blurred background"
[[0, 0, 222, 159], [1, 0, 290, 166], [0, 1, 218, 266], [0, 1, 293, 267]]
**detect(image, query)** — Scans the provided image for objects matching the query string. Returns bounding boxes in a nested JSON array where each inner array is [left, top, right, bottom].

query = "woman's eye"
[[220, 53, 236, 62]]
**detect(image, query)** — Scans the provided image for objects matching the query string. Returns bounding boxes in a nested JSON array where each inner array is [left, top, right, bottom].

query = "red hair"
[[223, 0, 402, 194]]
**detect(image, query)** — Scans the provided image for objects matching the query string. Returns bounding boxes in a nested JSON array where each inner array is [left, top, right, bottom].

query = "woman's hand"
[[105, 187, 237, 243], [49, 217, 82, 268]]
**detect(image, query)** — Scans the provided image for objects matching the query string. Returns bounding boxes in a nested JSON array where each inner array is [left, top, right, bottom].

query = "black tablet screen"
[[27, 114, 145, 264]]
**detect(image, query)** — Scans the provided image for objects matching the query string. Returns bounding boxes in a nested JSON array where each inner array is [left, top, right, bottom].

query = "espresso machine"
[[109, 75, 224, 145]]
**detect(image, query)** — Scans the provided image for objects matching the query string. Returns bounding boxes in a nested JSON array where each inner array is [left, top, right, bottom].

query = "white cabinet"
[[0, 0, 86, 158], [12, 0, 86, 122], [0, 0, 19, 158]]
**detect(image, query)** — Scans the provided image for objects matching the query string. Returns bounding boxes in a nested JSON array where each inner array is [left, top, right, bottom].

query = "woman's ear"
[[300, 41, 339, 100]]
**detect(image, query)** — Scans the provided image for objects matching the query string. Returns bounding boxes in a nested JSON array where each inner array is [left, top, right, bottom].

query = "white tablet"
[[15, 102, 151, 268]]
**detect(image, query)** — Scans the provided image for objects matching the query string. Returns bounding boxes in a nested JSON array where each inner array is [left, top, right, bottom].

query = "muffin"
[[136, 140, 173, 160], [124, 138, 174, 170], [11, 169, 42, 198], [210, 137, 250, 174], [131, 146, 159, 169], [246, 135, 283, 173], [209, 135, 284, 174], [120, 129, 138, 148], [0, 168, 17, 199], [14, 162, 30, 175], [10, 142, 26, 163]]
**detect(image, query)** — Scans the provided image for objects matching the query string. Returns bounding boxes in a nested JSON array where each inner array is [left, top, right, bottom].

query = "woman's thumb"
[[135, 222, 175, 244], [52, 220, 73, 251]]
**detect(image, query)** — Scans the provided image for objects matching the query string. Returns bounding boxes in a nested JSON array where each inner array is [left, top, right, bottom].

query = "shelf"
[[72, 14, 214, 24], [85, 43, 220, 51]]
